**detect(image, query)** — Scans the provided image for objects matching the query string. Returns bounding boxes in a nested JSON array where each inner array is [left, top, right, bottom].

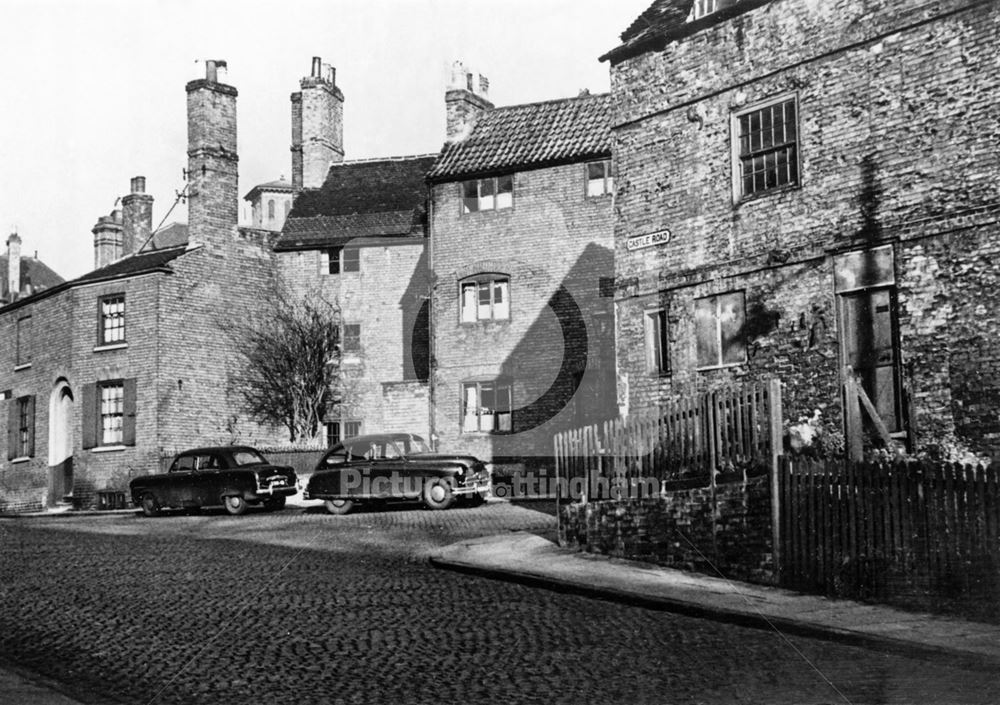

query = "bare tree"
[[224, 285, 342, 442]]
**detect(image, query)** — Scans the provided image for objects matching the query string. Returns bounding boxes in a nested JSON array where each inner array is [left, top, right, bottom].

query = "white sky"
[[0, 0, 651, 280]]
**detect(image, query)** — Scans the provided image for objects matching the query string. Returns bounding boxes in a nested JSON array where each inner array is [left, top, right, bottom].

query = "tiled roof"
[[275, 156, 436, 251], [145, 222, 188, 250], [602, 0, 773, 64], [75, 245, 189, 283], [427, 93, 614, 182], [0, 255, 64, 300], [243, 178, 295, 201]]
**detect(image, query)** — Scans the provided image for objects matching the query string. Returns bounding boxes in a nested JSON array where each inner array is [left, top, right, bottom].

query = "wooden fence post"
[[844, 372, 863, 462], [769, 378, 784, 581]]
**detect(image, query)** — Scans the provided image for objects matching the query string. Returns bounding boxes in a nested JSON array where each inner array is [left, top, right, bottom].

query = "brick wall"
[[559, 472, 775, 585], [430, 161, 615, 465], [611, 0, 1000, 456]]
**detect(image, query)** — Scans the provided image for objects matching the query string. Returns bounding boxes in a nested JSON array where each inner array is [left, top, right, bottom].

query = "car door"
[[193, 452, 224, 506], [343, 439, 375, 498], [166, 454, 197, 507]]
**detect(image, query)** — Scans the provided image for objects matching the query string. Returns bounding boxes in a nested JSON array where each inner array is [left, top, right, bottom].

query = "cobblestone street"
[[1, 502, 997, 704]]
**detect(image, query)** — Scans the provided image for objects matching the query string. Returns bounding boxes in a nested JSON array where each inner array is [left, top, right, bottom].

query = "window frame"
[[644, 308, 670, 376], [461, 175, 514, 214], [342, 323, 362, 354], [731, 93, 800, 204], [461, 379, 513, 434], [694, 291, 747, 371], [15, 315, 31, 368], [585, 159, 614, 198], [689, 0, 719, 20], [98, 293, 126, 346], [325, 246, 361, 275], [11, 395, 34, 459], [459, 274, 510, 324], [98, 380, 125, 447]]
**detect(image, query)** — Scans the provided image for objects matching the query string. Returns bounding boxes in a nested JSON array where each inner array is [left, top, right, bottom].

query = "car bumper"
[[452, 477, 491, 496], [247, 486, 298, 500]]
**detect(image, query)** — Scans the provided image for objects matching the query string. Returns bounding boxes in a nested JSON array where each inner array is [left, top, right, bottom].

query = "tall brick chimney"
[[6, 232, 21, 300], [92, 209, 123, 270], [122, 176, 153, 256], [290, 56, 344, 190], [186, 60, 239, 252], [445, 61, 493, 143]]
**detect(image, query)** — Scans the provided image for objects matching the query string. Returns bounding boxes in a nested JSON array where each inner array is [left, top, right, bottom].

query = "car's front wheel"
[[263, 495, 287, 512], [223, 495, 248, 516], [324, 498, 354, 515], [139, 494, 161, 518], [423, 477, 456, 510]]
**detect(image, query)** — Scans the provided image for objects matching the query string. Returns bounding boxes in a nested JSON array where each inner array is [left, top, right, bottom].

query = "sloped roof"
[[427, 92, 614, 183], [76, 244, 189, 283], [0, 254, 64, 301], [243, 178, 295, 202], [602, 0, 773, 64], [274, 156, 436, 252], [145, 222, 188, 250]]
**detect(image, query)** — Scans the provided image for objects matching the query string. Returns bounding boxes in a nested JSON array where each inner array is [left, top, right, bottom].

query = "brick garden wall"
[[610, 0, 1000, 456], [559, 472, 775, 585]]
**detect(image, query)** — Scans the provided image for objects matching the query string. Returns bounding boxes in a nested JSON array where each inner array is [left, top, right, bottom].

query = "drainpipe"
[[427, 190, 436, 451]]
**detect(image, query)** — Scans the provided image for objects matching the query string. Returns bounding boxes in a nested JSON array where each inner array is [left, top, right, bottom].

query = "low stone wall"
[[559, 471, 776, 586]]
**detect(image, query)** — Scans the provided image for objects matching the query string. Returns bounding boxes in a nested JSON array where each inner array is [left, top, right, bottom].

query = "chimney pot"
[[311, 56, 322, 78], [206, 60, 217, 83], [130, 176, 146, 194]]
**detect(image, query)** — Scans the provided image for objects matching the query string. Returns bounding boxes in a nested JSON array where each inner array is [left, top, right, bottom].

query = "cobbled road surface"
[[1, 500, 998, 705]]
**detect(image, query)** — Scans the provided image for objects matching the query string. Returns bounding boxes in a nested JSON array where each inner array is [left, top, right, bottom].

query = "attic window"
[[689, 0, 720, 20], [462, 176, 513, 214]]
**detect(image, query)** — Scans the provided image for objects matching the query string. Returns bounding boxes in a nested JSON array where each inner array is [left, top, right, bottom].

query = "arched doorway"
[[47, 378, 74, 506]]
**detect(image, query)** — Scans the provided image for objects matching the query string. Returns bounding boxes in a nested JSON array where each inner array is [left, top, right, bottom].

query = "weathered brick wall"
[[559, 473, 775, 585], [277, 241, 430, 437], [430, 162, 615, 464], [611, 0, 1000, 455]]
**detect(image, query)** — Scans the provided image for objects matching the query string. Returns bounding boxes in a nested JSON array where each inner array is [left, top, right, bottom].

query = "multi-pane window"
[[695, 292, 746, 369], [99, 294, 126, 345], [460, 276, 510, 322], [326, 246, 360, 274], [644, 309, 669, 375], [325, 421, 340, 448], [462, 380, 513, 433], [462, 175, 513, 213], [344, 420, 362, 438], [733, 96, 799, 200], [16, 315, 31, 366], [586, 160, 614, 197], [15, 396, 32, 457], [99, 382, 124, 445], [342, 324, 361, 354], [689, 0, 719, 20]]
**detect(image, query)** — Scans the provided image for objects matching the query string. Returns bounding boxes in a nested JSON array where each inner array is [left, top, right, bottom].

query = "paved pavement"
[[430, 531, 1000, 671]]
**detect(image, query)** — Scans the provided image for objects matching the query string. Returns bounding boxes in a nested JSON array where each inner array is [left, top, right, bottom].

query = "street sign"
[[626, 229, 671, 252]]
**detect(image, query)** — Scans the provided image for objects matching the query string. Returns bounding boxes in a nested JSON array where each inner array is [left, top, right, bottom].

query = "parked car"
[[130, 446, 298, 517], [304, 433, 491, 514]]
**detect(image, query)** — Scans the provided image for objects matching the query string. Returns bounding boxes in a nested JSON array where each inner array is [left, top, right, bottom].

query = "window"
[[695, 292, 746, 369], [82, 379, 136, 449], [7, 395, 34, 459], [325, 246, 360, 274], [15, 315, 31, 367], [326, 419, 362, 446], [462, 380, 512, 433], [267, 199, 276, 220], [99, 294, 126, 345], [342, 324, 361, 354], [732, 96, 799, 201], [325, 421, 340, 448], [460, 275, 510, 322], [586, 160, 614, 197], [462, 175, 513, 213], [644, 309, 669, 375], [689, 0, 719, 20]]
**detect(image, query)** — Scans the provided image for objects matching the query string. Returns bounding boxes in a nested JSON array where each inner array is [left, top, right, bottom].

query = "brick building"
[[427, 63, 616, 470], [606, 0, 1000, 457], [0, 61, 287, 513]]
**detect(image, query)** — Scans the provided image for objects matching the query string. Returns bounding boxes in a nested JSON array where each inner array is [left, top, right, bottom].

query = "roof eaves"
[[426, 150, 613, 185]]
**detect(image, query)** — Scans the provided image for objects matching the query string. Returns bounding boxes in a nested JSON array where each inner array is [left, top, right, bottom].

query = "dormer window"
[[689, 0, 724, 21]]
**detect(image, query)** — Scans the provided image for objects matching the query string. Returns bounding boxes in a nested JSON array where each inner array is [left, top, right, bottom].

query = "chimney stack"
[[122, 176, 153, 256], [290, 55, 344, 190], [92, 209, 123, 270], [6, 232, 21, 301], [187, 59, 239, 252], [445, 61, 493, 143]]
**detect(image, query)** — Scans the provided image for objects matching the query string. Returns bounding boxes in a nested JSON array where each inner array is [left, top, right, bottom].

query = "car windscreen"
[[399, 436, 432, 455], [231, 450, 268, 466]]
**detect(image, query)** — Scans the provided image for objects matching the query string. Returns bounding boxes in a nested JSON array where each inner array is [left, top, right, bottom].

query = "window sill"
[[94, 343, 128, 353], [10, 456, 31, 464], [460, 319, 511, 326], [92, 445, 127, 453], [13, 363, 31, 372], [697, 361, 745, 372]]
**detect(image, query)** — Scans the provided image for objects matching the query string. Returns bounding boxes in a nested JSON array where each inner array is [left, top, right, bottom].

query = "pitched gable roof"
[[602, 0, 774, 64], [0, 254, 64, 301], [427, 92, 614, 183], [274, 155, 436, 252]]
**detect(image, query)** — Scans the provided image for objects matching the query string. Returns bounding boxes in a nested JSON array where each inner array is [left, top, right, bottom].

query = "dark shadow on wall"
[[399, 246, 430, 381]]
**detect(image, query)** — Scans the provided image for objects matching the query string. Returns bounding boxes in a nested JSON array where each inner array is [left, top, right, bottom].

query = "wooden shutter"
[[81, 383, 97, 449], [25, 395, 35, 457], [6, 399, 16, 460], [122, 378, 137, 446]]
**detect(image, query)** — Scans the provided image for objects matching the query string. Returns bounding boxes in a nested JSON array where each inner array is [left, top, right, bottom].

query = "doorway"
[[47, 379, 74, 506]]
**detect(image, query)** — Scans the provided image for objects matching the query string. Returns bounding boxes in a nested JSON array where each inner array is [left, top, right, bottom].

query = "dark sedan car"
[[304, 433, 491, 514], [130, 446, 298, 517]]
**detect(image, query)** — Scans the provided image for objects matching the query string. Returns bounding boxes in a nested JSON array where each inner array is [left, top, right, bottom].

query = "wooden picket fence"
[[778, 457, 1000, 608], [554, 379, 782, 500]]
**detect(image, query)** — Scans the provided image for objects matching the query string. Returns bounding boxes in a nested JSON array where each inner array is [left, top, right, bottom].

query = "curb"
[[428, 554, 1000, 672], [0, 509, 140, 520]]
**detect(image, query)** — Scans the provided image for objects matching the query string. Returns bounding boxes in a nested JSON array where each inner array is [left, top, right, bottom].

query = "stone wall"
[[559, 471, 775, 585]]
